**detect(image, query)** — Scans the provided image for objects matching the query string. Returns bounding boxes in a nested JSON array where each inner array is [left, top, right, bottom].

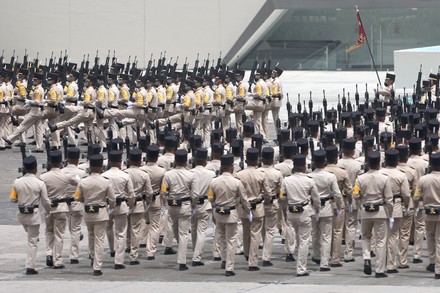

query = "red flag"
[[346, 7, 367, 53]]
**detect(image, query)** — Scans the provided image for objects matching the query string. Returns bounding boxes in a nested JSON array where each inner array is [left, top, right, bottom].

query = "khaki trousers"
[[312, 216, 333, 268], [86, 220, 107, 271], [191, 208, 210, 262], [146, 207, 161, 257], [129, 213, 144, 261], [45, 212, 68, 266], [361, 218, 387, 273], [69, 210, 83, 260], [425, 220, 440, 274], [398, 209, 414, 267], [23, 224, 40, 269], [387, 217, 403, 270], [106, 213, 128, 265], [287, 214, 312, 275], [216, 221, 237, 272], [331, 209, 345, 264], [262, 207, 278, 261], [168, 204, 191, 264], [7, 111, 43, 148], [413, 211, 425, 259], [242, 216, 263, 267], [344, 209, 358, 260]]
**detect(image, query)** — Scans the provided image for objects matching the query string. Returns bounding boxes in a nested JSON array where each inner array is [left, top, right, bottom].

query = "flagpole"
[[357, 5, 382, 86]]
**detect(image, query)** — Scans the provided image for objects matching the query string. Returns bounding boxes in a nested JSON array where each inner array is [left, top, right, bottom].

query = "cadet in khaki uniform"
[[140, 145, 166, 260], [161, 149, 196, 271], [209, 154, 251, 276], [40, 150, 77, 269], [259, 147, 283, 266], [281, 154, 320, 276], [125, 148, 153, 265], [60, 147, 86, 264], [414, 153, 440, 279], [353, 151, 393, 278], [337, 138, 362, 262], [309, 150, 343, 271], [380, 149, 410, 274], [396, 144, 417, 269], [10, 156, 51, 275], [236, 148, 271, 271], [190, 148, 216, 266], [75, 154, 115, 276], [270, 67, 283, 126], [102, 149, 135, 269], [408, 138, 429, 264], [324, 146, 352, 267]]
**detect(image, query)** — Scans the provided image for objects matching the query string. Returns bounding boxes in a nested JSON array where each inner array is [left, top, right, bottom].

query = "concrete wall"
[[1, 0, 265, 68]]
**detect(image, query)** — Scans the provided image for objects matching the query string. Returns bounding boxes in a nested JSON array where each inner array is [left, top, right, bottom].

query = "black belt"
[[110, 105, 119, 109], [116, 196, 127, 206], [48, 104, 58, 109], [84, 204, 105, 213], [135, 196, 143, 202], [215, 205, 235, 215], [320, 196, 334, 207], [197, 196, 207, 205], [18, 205, 39, 214], [51, 198, 69, 207], [288, 202, 308, 213], [249, 198, 264, 209]]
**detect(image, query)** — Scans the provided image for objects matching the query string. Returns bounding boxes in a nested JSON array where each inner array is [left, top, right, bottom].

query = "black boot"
[[46, 255, 54, 267], [364, 260, 372, 275], [164, 247, 177, 255]]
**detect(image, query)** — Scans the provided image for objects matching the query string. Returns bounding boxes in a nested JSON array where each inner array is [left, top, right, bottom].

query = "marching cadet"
[[190, 148, 216, 266], [10, 156, 51, 275], [261, 70, 272, 140], [246, 70, 267, 139], [0, 72, 10, 151], [377, 73, 395, 105], [377, 107, 393, 134], [74, 154, 116, 276], [234, 70, 247, 134], [40, 150, 77, 269], [270, 67, 283, 128], [259, 147, 283, 266], [94, 75, 108, 149], [396, 144, 418, 269], [414, 153, 440, 279], [280, 154, 320, 276], [208, 153, 251, 276], [61, 147, 86, 265], [102, 149, 135, 269], [161, 149, 196, 271], [201, 76, 214, 147], [352, 151, 393, 278], [223, 72, 235, 131], [324, 146, 352, 267], [140, 144, 166, 260], [274, 142, 296, 261], [124, 148, 153, 265], [212, 73, 226, 131], [309, 150, 343, 271], [380, 149, 410, 274], [236, 148, 271, 271], [338, 137, 362, 263], [408, 137, 429, 264], [4, 73, 45, 152], [44, 73, 61, 149]]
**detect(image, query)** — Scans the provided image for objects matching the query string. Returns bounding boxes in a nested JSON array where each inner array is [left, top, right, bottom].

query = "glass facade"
[[239, 8, 440, 71]]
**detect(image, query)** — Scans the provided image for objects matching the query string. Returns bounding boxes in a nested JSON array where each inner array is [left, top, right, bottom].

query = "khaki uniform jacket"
[[140, 162, 166, 209], [415, 171, 440, 221], [161, 166, 196, 203], [61, 164, 87, 212], [209, 172, 250, 223], [74, 173, 115, 222], [157, 153, 175, 171], [281, 172, 320, 220], [274, 159, 293, 178], [397, 162, 417, 209], [353, 169, 393, 220], [205, 159, 221, 174], [10, 173, 51, 226], [308, 168, 343, 217], [324, 163, 352, 209], [191, 165, 216, 211], [101, 167, 135, 215], [380, 167, 410, 218], [259, 164, 283, 210], [125, 166, 153, 214], [40, 168, 77, 214], [236, 166, 272, 218]]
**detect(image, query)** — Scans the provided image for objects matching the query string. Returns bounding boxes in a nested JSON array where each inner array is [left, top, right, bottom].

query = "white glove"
[[71, 174, 81, 184], [336, 209, 342, 217], [25, 99, 32, 106], [161, 206, 167, 215], [389, 217, 394, 229], [126, 101, 133, 108], [247, 212, 253, 222], [175, 103, 182, 109], [415, 207, 419, 217]]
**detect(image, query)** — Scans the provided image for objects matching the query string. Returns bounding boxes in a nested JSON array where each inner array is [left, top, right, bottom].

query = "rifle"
[[238, 136, 244, 171], [147, 53, 153, 73], [347, 93, 353, 112], [44, 135, 51, 172], [23, 49, 28, 68], [62, 50, 68, 66], [112, 50, 117, 65], [436, 67, 440, 98], [297, 94, 301, 113], [192, 53, 199, 78], [308, 91, 313, 117], [247, 57, 258, 92], [26, 62, 35, 98], [337, 94, 341, 123], [48, 51, 54, 70], [322, 90, 327, 118], [355, 84, 360, 110], [58, 50, 63, 66], [277, 132, 284, 163], [416, 64, 422, 100], [34, 52, 39, 69], [18, 143, 27, 175], [10, 50, 15, 69], [342, 88, 347, 111], [0, 50, 3, 73], [364, 83, 369, 108], [86, 130, 93, 160], [125, 131, 131, 165], [62, 134, 68, 167], [103, 50, 110, 87], [178, 57, 188, 96], [286, 93, 292, 128], [93, 50, 99, 74], [216, 52, 222, 70], [125, 56, 131, 75]]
